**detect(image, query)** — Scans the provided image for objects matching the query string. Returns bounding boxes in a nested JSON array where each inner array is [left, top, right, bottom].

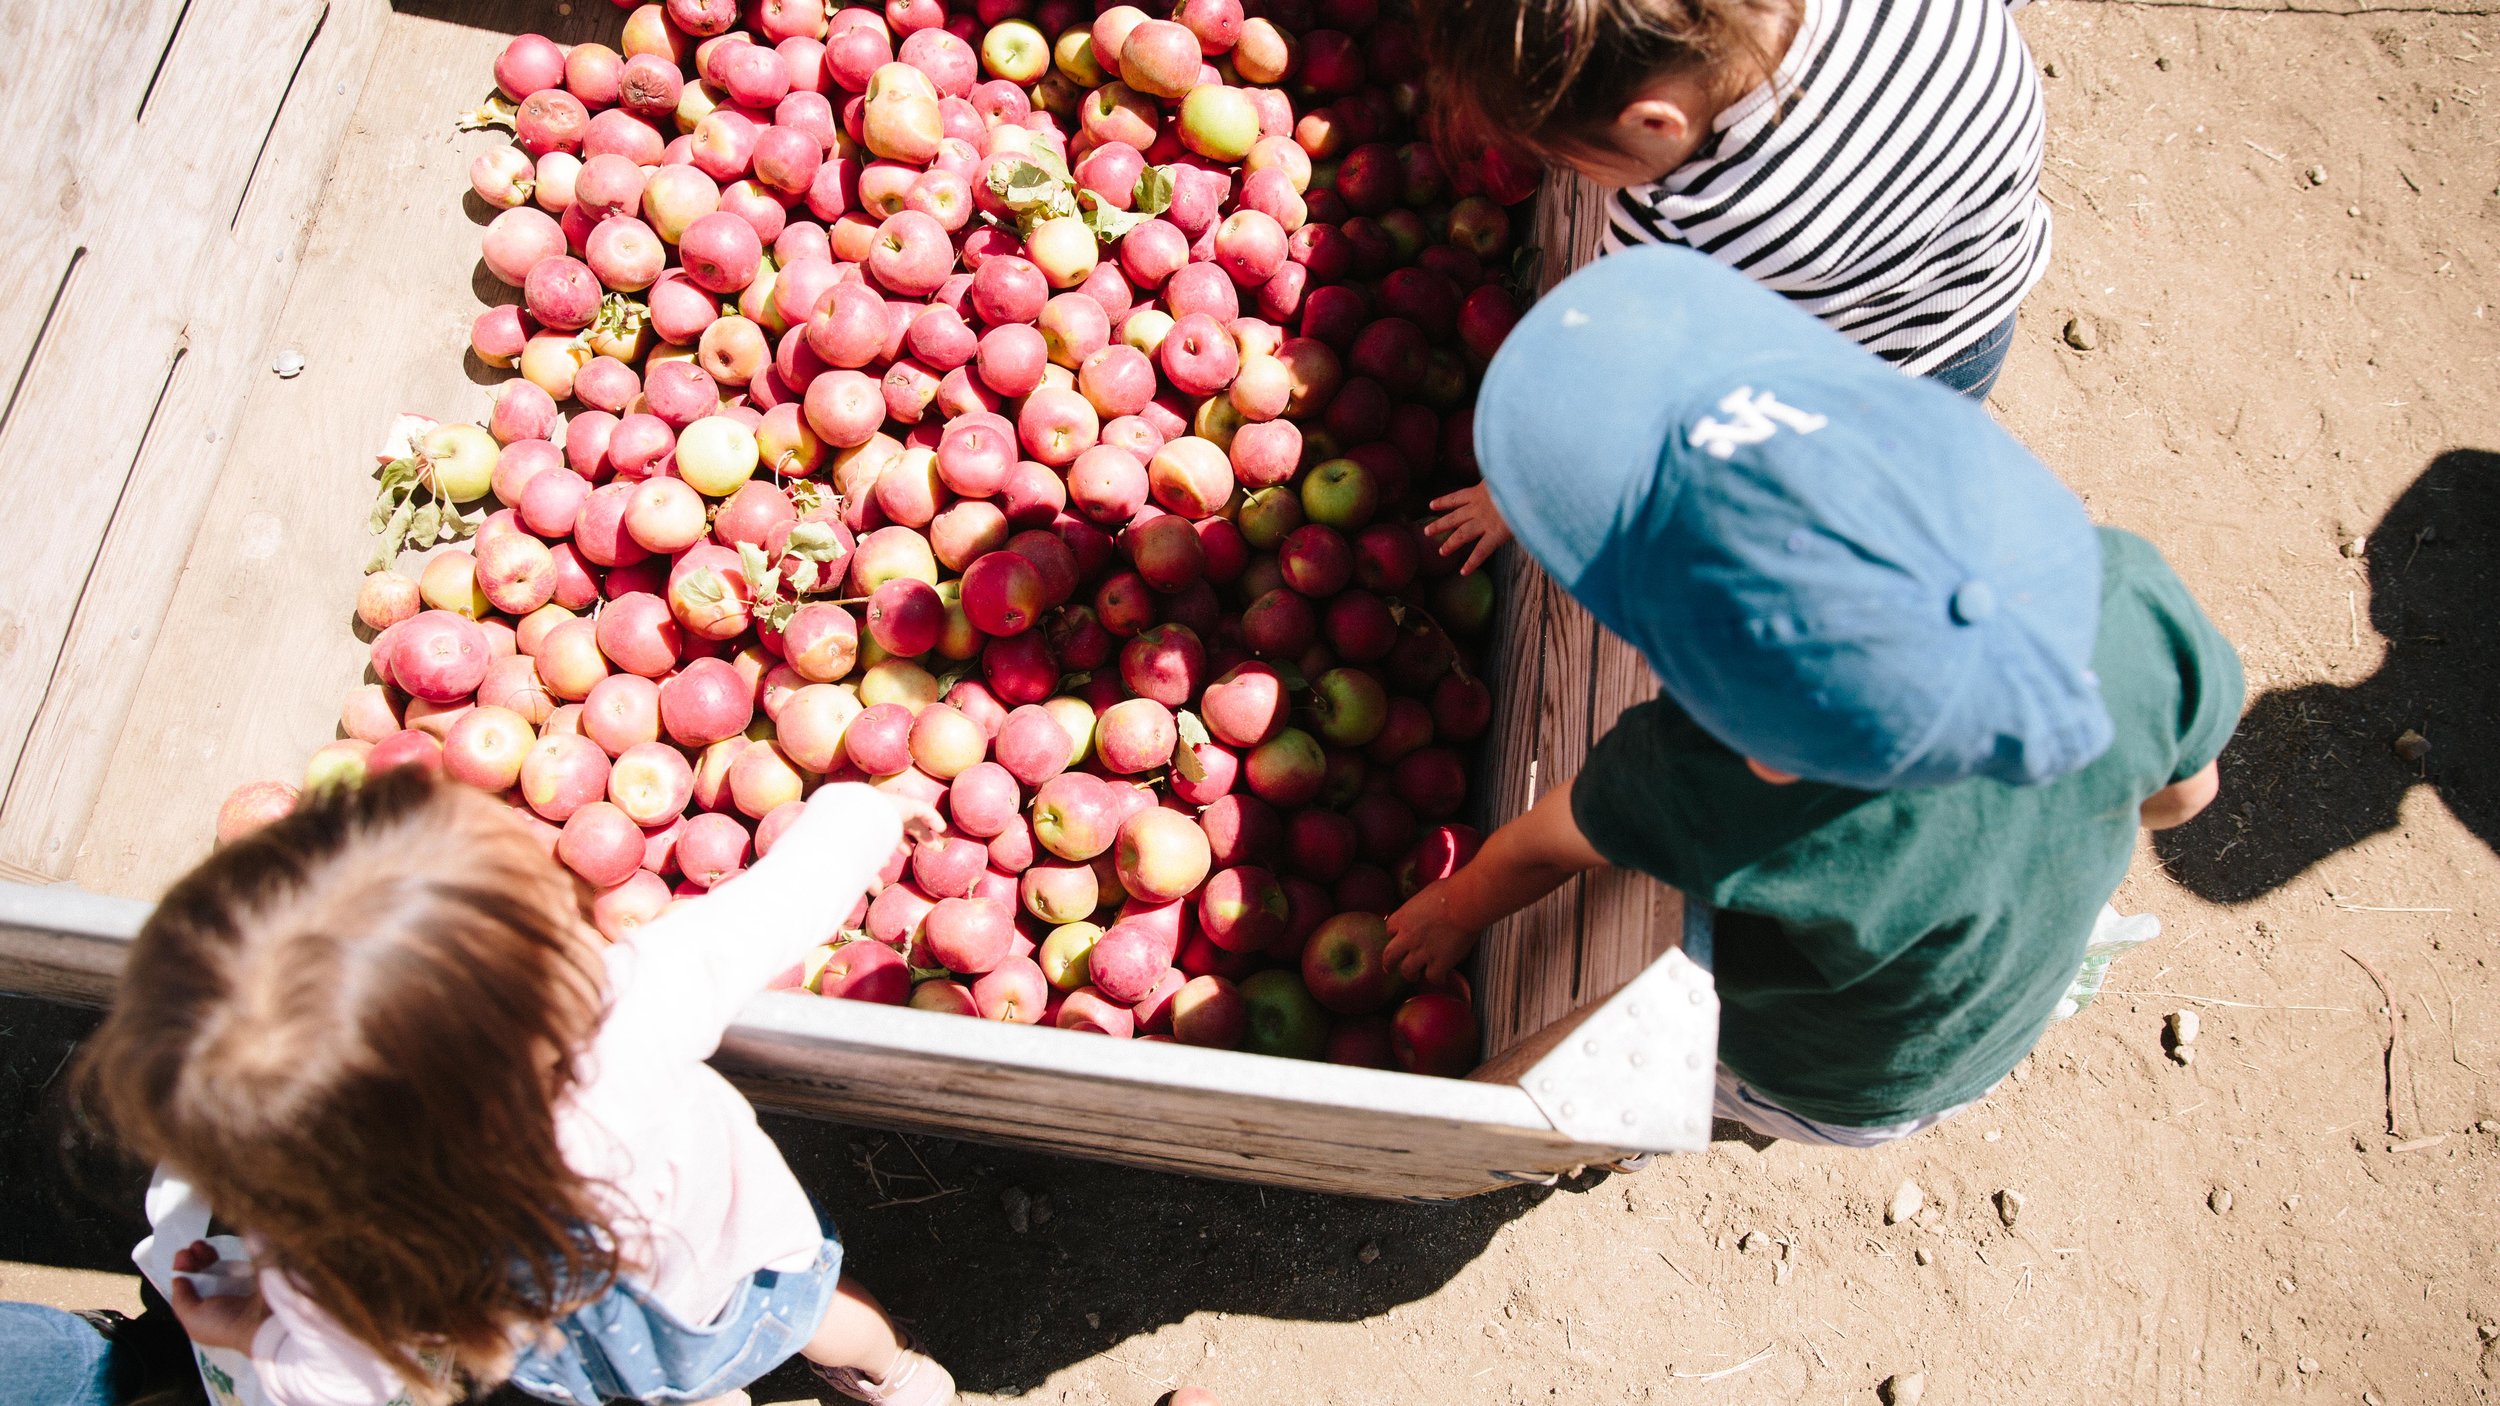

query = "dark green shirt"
[[1570, 529, 2244, 1126]]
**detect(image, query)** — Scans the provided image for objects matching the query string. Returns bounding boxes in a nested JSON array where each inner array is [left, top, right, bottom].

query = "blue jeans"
[[1924, 313, 2019, 401], [506, 1233, 845, 1406], [0, 1304, 124, 1406]]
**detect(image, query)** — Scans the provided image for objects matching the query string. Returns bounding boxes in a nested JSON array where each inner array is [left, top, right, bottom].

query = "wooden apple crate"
[[0, 0, 1711, 1198]]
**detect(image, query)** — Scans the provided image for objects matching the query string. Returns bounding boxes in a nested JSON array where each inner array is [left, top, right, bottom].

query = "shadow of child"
[[2154, 449, 2499, 902]]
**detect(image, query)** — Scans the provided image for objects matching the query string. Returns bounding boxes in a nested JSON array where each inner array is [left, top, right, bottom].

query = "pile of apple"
[[218, 0, 1541, 1077]]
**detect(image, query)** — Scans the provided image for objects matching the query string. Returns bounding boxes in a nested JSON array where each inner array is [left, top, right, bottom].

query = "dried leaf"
[[789, 480, 831, 516], [761, 599, 801, 633], [366, 498, 415, 573], [374, 456, 421, 496], [456, 96, 518, 132], [408, 501, 441, 547], [787, 559, 821, 595], [1058, 670, 1092, 692], [931, 666, 970, 696]]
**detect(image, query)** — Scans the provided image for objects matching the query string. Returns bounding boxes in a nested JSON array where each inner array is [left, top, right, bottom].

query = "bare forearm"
[[1438, 785, 1608, 931], [2141, 761, 2220, 830]]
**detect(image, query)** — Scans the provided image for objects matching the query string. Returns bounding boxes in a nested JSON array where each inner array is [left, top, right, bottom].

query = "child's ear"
[[1612, 96, 1697, 158]]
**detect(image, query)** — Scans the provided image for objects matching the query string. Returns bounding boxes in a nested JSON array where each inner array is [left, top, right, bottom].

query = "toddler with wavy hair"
[[79, 770, 955, 1406]]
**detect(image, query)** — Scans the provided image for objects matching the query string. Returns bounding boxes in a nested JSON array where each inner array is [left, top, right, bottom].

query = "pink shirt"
[[248, 786, 899, 1405]]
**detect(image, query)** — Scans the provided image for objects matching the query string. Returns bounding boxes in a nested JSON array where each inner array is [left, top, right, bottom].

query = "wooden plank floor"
[[0, 0, 389, 881], [73, 0, 619, 896]]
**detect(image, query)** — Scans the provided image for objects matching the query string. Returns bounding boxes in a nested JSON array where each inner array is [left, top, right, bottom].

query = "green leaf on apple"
[[1133, 164, 1178, 217], [1272, 661, 1309, 691], [787, 479, 830, 516], [407, 501, 441, 547], [760, 599, 800, 633], [786, 520, 847, 562], [737, 542, 782, 601], [1057, 670, 1092, 691], [583, 291, 648, 348], [1172, 712, 1210, 783], [931, 665, 970, 696], [1175, 709, 1211, 749], [1078, 194, 1150, 244], [680, 567, 731, 612], [786, 558, 821, 596]]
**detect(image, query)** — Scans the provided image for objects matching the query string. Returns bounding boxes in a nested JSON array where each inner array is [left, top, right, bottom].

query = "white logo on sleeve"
[[1687, 387, 1829, 459]]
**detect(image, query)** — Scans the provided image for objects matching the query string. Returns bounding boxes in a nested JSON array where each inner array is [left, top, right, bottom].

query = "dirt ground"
[[6, 1, 2499, 1402]]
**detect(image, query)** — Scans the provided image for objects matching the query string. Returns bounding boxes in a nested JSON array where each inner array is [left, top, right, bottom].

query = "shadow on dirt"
[[1, 995, 1556, 1399], [2154, 448, 2499, 901]]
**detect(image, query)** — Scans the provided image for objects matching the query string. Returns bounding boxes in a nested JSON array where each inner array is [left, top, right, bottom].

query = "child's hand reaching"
[[1384, 878, 1485, 985], [167, 1240, 268, 1353], [884, 791, 945, 847], [1423, 483, 1513, 576]]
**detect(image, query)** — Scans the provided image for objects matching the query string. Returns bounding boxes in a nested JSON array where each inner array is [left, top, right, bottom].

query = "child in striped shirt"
[[1420, 0, 2051, 571]]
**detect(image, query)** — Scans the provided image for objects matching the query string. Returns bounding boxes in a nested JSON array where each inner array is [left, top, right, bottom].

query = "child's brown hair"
[[78, 770, 619, 1402], [1420, 0, 1796, 157]]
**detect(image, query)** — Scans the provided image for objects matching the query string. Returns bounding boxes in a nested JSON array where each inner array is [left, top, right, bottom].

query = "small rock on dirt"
[[2477, 1119, 2497, 1133], [1995, 1189, 2026, 1227], [1914, 1247, 1934, 1266], [2062, 316, 2099, 351], [2395, 729, 2431, 761], [1886, 1180, 1925, 1225], [2297, 1357, 2320, 1374], [2306, 164, 2329, 186], [2479, 1320, 2498, 1342], [2042, 60, 2060, 77], [1357, 1239, 1381, 1265], [1740, 1230, 1770, 1254], [2209, 1187, 2233, 1215], [2341, 536, 2368, 558], [271, 350, 306, 379], [1001, 1186, 1032, 1233], [2155, 54, 2173, 69], [2166, 1009, 2201, 1046], [1879, 1372, 1927, 1405]]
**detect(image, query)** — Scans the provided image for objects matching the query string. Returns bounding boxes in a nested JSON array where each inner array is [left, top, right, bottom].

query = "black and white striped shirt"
[[1601, 0, 2050, 375]]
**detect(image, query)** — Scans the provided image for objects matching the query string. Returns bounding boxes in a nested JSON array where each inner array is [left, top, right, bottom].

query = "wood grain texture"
[[1473, 167, 1686, 1056], [722, 992, 1640, 1201], [0, 890, 1644, 1199], [0, 0, 390, 879], [73, 1, 614, 895]]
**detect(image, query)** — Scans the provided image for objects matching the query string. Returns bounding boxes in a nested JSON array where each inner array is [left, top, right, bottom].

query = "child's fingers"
[[174, 1240, 214, 1271], [1426, 488, 1479, 512], [1461, 538, 1498, 575]]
